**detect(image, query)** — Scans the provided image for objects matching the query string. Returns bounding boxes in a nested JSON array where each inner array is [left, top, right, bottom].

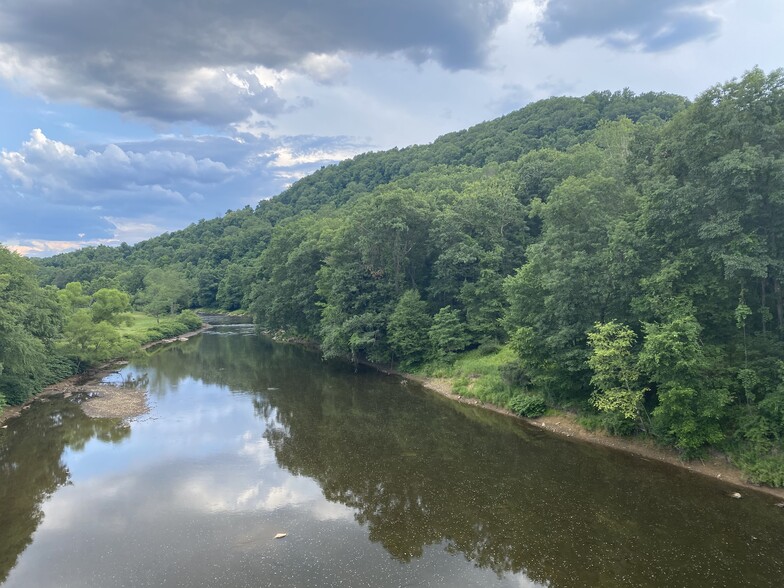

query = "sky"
[[0, 0, 781, 256]]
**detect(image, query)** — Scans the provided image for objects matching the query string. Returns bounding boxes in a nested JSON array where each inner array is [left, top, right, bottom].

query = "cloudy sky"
[[0, 0, 781, 256]]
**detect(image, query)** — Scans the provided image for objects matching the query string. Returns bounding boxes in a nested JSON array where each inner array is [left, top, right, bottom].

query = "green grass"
[[117, 310, 203, 347], [417, 345, 524, 407]]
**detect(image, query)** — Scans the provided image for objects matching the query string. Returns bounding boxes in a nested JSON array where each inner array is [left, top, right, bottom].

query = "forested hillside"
[[25, 68, 784, 485]]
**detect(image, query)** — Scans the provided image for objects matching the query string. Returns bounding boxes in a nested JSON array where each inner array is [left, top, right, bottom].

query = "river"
[[1, 323, 783, 587]]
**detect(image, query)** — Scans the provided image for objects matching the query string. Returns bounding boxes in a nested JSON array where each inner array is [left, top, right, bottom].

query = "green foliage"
[[736, 453, 784, 487], [429, 307, 470, 359], [178, 310, 204, 331], [508, 393, 547, 418], [216, 263, 252, 311], [387, 290, 432, 367], [498, 361, 528, 389], [577, 411, 638, 436], [91, 288, 132, 325], [116, 311, 202, 345], [137, 268, 195, 318], [639, 315, 732, 455], [60, 309, 133, 366], [57, 281, 90, 312], [504, 172, 642, 396], [419, 346, 522, 406], [587, 321, 650, 432], [1, 246, 71, 405]]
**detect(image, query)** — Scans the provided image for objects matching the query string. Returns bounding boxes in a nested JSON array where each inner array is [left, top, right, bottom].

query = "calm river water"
[[1, 323, 783, 587]]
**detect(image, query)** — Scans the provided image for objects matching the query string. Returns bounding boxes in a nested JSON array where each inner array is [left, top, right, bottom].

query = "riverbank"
[[0, 325, 211, 426], [401, 372, 784, 501], [253, 332, 784, 500]]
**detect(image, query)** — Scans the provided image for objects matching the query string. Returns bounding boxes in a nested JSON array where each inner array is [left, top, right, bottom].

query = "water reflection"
[[0, 401, 129, 583], [141, 328, 784, 586], [1, 327, 783, 587]]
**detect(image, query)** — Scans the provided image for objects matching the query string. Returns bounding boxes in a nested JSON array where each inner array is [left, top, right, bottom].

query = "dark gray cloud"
[[0, 0, 512, 125], [537, 0, 721, 51]]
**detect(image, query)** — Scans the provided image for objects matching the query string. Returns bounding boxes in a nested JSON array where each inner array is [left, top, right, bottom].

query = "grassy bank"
[[116, 310, 204, 346], [416, 345, 548, 418]]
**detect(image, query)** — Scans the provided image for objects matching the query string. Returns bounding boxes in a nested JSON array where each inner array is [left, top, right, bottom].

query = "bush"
[[499, 361, 530, 389], [577, 410, 638, 436], [508, 393, 547, 418], [178, 310, 203, 331], [738, 453, 784, 488], [146, 327, 165, 340], [477, 341, 502, 356]]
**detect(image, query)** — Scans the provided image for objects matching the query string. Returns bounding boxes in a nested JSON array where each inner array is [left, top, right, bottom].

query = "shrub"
[[508, 393, 547, 418], [577, 410, 638, 436], [738, 453, 784, 488], [178, 310, 203, 331], [499, 362, 530, 389], [476, 341, 502, 356]]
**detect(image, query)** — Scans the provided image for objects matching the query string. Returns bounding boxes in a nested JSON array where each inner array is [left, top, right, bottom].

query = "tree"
[[90, 288, 131, 325], [60, 309, 129, 367], [57, 282, 90, 313], [429, 306, 470, 359], [638, 313, 732, 455], [587, 321, 651, 432], [388, 290, 432, 367], [317, 188, 433, 363], [138, 268, 194, 319], [1, 247, 69, 405], [504, 172, 642, 394]]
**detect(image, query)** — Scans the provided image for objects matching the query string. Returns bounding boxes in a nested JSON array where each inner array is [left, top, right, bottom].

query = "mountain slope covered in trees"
[[27, 68, 784, 485]]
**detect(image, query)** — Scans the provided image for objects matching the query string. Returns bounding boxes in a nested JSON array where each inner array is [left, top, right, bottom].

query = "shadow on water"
[[2, 326, 783, 587]]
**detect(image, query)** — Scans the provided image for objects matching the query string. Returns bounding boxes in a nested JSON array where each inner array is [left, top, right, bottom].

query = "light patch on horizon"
[[102, 217, 166, 243], [5, 238, 119, 257], [267, 146, 365, 168]]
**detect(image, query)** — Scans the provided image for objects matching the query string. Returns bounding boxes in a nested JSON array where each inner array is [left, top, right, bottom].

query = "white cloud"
[[267, 146, 363, 168], [102, 217, 165, 244], [295, 53, 351, 84], [0, 129, 232, 204]]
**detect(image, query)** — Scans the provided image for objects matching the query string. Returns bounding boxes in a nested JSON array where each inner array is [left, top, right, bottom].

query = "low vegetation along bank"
[[9, 68, 784, 489]]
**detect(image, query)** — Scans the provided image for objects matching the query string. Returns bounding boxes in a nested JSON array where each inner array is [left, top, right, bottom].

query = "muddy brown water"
[[1, 324, 783, 587]]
